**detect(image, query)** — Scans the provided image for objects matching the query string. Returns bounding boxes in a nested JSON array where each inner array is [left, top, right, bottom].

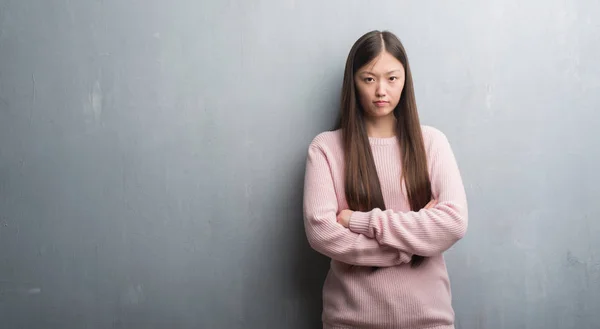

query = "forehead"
[[358, 51, 404, 74]]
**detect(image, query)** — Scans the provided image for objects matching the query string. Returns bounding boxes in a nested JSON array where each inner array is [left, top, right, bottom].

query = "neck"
[[364, 114, 397, 138]]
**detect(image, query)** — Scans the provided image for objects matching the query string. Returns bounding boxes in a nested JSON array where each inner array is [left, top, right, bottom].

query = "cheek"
[[360, 88, 372, 101], [355, 85, 372, 106], [392, 83, 404, 99]]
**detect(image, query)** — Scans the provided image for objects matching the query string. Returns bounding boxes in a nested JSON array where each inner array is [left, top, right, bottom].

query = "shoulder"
[[421, 125, 450, 149], [305, 129, 344, 167], [421, 125, 460, 169], [308, 129, 343, 152], [421, 125, 448, 142]]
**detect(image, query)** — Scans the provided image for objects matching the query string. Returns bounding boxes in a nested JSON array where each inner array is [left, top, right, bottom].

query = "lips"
[[374, 101, 389, 106]]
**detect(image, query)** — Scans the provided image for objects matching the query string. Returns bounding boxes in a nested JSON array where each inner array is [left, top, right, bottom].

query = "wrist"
[[348, 211, 372, 237]]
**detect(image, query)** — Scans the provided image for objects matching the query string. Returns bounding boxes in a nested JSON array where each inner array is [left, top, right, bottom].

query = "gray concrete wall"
[[1, 1, 599, 328]]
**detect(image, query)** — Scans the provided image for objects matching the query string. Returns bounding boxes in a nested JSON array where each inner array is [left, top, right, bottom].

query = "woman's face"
[[354, 50, 405, 120]]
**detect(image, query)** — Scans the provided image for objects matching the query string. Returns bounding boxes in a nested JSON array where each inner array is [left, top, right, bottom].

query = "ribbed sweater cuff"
[[348, 211, 372, 237]]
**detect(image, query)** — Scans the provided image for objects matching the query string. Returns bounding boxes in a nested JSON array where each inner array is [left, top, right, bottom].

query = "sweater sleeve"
[[303, 142, 412, 267], [348, 129, 468, 257]]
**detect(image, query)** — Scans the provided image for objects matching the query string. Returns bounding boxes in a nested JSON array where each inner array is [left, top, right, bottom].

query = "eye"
[[364, 77, 374, 83], [389, 76, 398, 82]]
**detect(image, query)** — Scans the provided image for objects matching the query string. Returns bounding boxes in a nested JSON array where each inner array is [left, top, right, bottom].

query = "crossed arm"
[[302, 130, 468, 266]]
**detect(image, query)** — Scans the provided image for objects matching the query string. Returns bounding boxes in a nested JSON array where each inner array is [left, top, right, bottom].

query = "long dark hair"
[[336, 30, 432, 268]]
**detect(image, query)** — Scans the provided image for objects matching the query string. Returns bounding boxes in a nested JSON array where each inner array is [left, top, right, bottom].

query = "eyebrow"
[[359, 70, 403, 75]]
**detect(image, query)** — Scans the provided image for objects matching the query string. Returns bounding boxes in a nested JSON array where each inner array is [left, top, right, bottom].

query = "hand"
[[425, 199, 438, 209], [336, 209, 353, 228]]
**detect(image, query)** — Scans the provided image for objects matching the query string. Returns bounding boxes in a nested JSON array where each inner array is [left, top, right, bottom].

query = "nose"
[[376, 82, 386, 97]]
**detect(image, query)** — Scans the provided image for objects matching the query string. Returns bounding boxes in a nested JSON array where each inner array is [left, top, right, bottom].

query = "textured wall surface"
[[1, 1, 599, 328]]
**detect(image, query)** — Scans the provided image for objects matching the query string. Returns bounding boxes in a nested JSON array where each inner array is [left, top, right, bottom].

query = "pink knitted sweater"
[[302, 125, 468, 329]]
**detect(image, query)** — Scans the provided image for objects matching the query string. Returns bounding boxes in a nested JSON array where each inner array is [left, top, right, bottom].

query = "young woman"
[[302, 30, 468, 329]]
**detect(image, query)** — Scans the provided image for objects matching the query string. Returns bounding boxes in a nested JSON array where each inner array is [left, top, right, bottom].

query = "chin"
[[366, 108, 395, 119]]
